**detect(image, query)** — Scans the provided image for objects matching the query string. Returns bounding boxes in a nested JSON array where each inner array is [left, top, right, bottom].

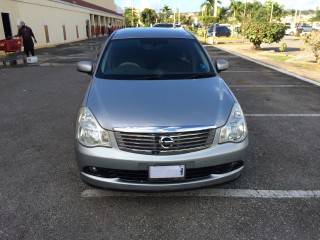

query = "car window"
[[153, 24, 173, 28], [96, 38, 215, 80]]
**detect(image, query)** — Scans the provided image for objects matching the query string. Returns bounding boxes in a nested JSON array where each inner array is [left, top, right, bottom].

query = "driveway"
[[0, 37, 319, 240]]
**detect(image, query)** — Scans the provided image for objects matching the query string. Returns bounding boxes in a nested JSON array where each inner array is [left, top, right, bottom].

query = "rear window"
[[153, 24, 174, 28], [96, 38, 215, 80]]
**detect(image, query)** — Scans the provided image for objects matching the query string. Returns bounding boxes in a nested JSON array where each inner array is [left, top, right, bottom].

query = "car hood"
[[86, 77, 235, 131]]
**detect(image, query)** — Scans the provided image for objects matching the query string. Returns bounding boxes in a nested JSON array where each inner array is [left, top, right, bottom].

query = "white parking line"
[[82, 189, 320, 199], [245, 114, 320, 117], [229, 85, 317, 88], [224, 70, 258, 72]]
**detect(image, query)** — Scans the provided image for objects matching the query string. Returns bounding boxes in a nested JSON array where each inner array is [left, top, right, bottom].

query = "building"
[[0, 0, 124, 47]]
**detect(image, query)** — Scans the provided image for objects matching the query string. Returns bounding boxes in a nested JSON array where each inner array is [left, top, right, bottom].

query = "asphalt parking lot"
[[0, 37, 319, 239]]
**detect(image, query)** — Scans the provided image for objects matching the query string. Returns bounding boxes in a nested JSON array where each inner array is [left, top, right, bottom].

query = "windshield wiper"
[[131, 76, 170, 80], [186, 74, 213, 79]]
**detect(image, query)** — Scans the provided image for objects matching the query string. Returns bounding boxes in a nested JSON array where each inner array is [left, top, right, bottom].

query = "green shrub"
[[185, 26, 198, 36], [303, 31, 320, 64], [279, 43, 287, 52], [241, 22, 286, 50]]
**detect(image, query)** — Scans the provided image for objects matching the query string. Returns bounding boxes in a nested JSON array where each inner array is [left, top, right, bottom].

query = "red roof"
[[62, 0, 123, 17]]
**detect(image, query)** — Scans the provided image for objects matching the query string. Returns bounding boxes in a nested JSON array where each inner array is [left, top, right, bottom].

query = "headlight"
[[76, 107, 111, 147], [219, 103, 247, 143]]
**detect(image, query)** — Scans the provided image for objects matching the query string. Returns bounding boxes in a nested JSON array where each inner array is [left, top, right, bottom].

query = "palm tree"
[[200, 0, 221, 16], [229, 0, 242, 21], [160, 5, 172, 23]]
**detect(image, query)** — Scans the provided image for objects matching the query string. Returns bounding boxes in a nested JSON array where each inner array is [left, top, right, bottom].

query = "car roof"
[[154, 23, 174, 25], [112, 28, 195, 40]]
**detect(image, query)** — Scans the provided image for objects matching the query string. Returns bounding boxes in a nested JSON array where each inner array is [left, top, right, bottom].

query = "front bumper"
[[75, 137, 248, 192]]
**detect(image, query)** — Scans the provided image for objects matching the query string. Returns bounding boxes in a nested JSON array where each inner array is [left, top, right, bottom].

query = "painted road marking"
[[224, 70, 258, 72], [229, 85, 317, 88], [245, 114, 320, 117], [82, 189, 320, 198]]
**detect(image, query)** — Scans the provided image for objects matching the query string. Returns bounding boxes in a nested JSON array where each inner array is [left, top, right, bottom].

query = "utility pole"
[[213, 0, 218, 37], [213, 0, 218, 17], [269, 2, 274, 22], [244, 1, 247, 21], [173, 0, 176, 24], [131, 0, 133, 27], [178, 0, 180, 24]]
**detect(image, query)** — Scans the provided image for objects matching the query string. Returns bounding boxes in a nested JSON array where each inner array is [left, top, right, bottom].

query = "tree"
[[160, 5, 172, 23], [141, 8, 158, 27], [200, 0, 221, 16], [310, 10, 320, 22], [180, 14, 193, 26], [245, 1, 267, 22], [229, 0, 242, 21], [198, 16, 219, 26], [241, 22, 285, 49], [303, 31, 320, 64], [284, 9, 296, 17], [124, 8, 139, 27], [218, 7, 229, 23], [264, 0, 285, 22]]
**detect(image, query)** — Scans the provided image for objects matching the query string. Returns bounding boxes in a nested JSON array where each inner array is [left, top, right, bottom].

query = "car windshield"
[[96, 38, 215, 80]]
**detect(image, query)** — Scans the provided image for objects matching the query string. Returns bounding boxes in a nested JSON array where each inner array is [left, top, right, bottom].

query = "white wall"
[[0, 0, 123, 47]]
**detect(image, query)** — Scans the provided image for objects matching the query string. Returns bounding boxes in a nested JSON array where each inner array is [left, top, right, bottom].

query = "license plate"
[[149, 165, 185, 180]]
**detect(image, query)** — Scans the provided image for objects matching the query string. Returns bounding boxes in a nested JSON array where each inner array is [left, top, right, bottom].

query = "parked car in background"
[[285, 26, 296, 36], [285, 25, 313, 36], [299, 25, 313, 32], [312, 22, 320, 30], [175, 24, 185, 29], [234, 26, 240, 33], [153, 23, 175, 28], [208, 25, 231, 37], [75, 28, 248, 191]]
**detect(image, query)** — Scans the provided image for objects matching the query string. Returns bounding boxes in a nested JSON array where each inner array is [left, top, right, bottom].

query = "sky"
[[114, 0, 320, 12]]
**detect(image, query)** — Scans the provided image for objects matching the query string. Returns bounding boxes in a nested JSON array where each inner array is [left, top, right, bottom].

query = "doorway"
[[1, 12, 12, 39]]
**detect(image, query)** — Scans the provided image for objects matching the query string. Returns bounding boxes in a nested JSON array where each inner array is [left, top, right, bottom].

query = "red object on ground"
[[0, 39, 22, 52]]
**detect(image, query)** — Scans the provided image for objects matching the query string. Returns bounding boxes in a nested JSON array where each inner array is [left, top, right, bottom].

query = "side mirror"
[[216, 59, 228, 72], [77, 61, 93, 74]]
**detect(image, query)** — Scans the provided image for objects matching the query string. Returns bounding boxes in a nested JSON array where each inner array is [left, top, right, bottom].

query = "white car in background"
[[285, 25, 313, 36], [285, 26, 296, 36], [175, 24, 185, 29]]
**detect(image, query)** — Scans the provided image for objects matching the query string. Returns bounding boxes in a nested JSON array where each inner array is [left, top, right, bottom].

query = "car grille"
[[83, 161, 243, 182], [114, 128, 215, 155]]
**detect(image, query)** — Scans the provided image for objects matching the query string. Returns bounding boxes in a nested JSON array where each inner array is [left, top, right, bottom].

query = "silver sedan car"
[[75, 28, 248, 191]]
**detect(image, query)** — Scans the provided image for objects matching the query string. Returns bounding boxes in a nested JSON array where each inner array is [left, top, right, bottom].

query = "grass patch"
[[261, 54, 295, 61], [288, 61, 320, 70]]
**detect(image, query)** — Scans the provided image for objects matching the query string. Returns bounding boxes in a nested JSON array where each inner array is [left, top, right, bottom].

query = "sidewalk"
[[0, 37, 106, 68], [200, 36, 320, 83]]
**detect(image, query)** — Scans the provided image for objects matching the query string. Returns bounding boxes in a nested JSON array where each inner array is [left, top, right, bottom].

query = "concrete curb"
[[204, 45, 320, 87]]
